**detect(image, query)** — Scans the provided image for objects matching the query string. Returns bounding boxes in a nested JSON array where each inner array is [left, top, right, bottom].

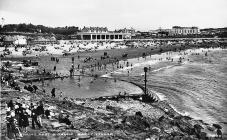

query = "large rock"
[[123, 115, 150, 131], [51, 122, 67, 129], [135, 111, 143, 117], [151, 127, 161, 134], [171, 117, 195, 135], [82, 117, 112, 131], [106, 105, 122, 114]]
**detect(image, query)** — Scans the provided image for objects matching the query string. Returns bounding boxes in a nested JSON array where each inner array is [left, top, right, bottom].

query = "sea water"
[[111, 48, 227, 135]]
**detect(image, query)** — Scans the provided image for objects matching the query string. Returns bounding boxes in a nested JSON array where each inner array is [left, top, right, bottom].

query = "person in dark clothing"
[[51, 88, 56, 98], [58, 113, 64, 123], [58, 114, 72, 126], [36, 102, 44, 116], [15, 104, 24, 129], [6, 111, 14, 139], [27, 85, 33, 92], [32, 85, 38, 93], [15, 101, 22, 108], [21, 110, 29, 132], [24, 85, 28, 90], [63, 115, 71, 125], [63, 115, 74, 128], [6, 111, 22, 139], [29, 103, 34, 110], [31, 107, 41, 129], [217, 128, 222, 138], [45, 109, 50, 119], [15, 104, 22, 116], [14, 86, 20, 91], [36, 101, 44, 126], [7, 100, 14, 110]]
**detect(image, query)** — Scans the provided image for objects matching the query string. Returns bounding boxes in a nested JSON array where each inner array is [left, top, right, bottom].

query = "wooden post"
[[144, 67, 148, 95]]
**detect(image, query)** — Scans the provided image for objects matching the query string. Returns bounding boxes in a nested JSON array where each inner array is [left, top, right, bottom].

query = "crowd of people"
[[5, 99, 45, 139], [5, 90, 73, 139], [1, 60, 74, 139]]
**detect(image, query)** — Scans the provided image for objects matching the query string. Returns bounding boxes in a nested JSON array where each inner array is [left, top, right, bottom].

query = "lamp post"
[[144, 67, 148, 95]]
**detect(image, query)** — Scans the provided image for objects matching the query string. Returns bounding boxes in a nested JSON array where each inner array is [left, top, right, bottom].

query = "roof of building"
[[81, 27, 108, 33], [3, 36, 20, 42], [172, 26, 198, 29], [115, 28, 136, 33], [30, 36, 56, 42]]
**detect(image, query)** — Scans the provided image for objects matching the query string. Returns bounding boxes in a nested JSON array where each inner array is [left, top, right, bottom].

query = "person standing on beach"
[[51, 88, 56, 98], [6, 111, 23, 139], [6, 111, 14, 139], [15, 104, 24, 130], [31, 106, 42, 129], [217, 128, 222, 138], [36, 101, 44, 127], [7, 100, 14, 110], [33, 85, 38, 93], [59, 92, 63, 98], [21, 110, 29, 132]]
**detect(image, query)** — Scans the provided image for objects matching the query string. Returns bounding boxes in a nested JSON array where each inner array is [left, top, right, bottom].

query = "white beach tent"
[[14, 37, 27, 45]]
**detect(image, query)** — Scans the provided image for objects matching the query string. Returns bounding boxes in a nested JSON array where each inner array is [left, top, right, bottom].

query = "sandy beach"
[[1, 40, 227, 139]]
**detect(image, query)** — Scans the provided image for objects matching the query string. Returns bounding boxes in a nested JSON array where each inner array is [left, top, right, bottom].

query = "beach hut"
[[3, 36, 16, 46]]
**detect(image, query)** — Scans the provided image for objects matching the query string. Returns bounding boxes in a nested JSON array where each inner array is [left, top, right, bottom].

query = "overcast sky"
[[0, 0, 226, 30]]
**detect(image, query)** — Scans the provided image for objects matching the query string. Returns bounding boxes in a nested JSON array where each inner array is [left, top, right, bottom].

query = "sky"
[[0, 0, 226, 31]]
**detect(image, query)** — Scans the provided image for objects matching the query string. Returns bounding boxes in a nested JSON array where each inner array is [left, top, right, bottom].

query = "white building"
[[77, 27, 131, 40], [171, 26, 199, 35]]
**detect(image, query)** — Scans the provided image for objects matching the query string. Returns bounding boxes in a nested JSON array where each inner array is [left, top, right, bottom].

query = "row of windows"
[[81, 34, 124, 40], [173, 29, 198, 34]]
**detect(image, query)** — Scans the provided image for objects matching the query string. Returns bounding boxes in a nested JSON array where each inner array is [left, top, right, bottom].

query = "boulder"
[[158, 115, 165, 122], [123, 116, 150, 131], [135, 111, 143, 117], [175, 120, 194, 135], [170, 131, 184, 137], [207, 125, 215, 131], [200, 132, 207, 140], [106, 105, 122, 114], [51, 122, 67, 129], [151, 127, 161, 133], [82, 117, 112, 131]]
